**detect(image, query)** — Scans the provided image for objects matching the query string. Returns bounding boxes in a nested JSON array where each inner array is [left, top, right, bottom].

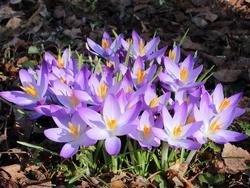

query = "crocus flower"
[[165, 45, 180, 64], [143, 85, 169, 112], [159, 54, 203, 92], [121, 31, 160, 60], [129, 110, 160, 149], [44, 49, 75, 71], [153, 103, 201, 150], [211, 83, 245, 117], [193, 93, 247, 144], [0, 63, 48, 107], [131, 57, 156, 87], [79, 94, 141, 155], [87, 32, 123, 61], [44, 111, 96, 158]]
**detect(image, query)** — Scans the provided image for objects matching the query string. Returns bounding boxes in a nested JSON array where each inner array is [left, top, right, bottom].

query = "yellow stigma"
[[149, 96, 159, 108], [102, 39, 110, 49], [218, 98, 231, 111], [143, 125, 151, 137], [209, 118, 221, 132], [180, 67, 188, 81], [126, 86, 132, 93], [60, 77, 67, 84], [71, 94, 79, 107], [106, 61, 112, 68], [97, 81, 108, 99], [173, 125, 183, 137], [68, 122, 81, 137], [186, 115, 195, 124], [139, 38, 145, 56], [169, 50, 176, 61], [127, 38, 133, 45], [57, 55, 64, 68], [137, 69, 146, 84], [105, 117, 117, 129], [20, 83, 37, 97]]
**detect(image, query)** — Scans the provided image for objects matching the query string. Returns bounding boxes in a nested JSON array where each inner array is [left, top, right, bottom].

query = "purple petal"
[[173, 103, 188, 126], [0, 91, 35, 106], [162, 106, 173, 129], [60, 143, 78, 158], [19, 69, 34, 86], [118, 102, 141, 126], [103, 94, 121, 120], [87, 38, 105, 56], [44, 128, 74, 143], [73, 90, 94, 104], [86, 128, 109, 140], [132, 31, 141, 55], [144, 37, 160, 55], [152, 127, 168, 141], [213, 130, 248, 143], [78, 107, 105, 128], [105, 136, 121, 156], [212, 83, 224, 108], [168, 139, 201, 150], [182, 122, 202, 137]]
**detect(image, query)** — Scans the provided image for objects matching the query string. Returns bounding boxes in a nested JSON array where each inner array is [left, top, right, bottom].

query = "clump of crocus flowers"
[[0, 31, 247, 158]]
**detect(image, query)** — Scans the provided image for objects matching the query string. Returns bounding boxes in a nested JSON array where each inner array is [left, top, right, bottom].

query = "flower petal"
[[86, 128, 109, 140], [103, 94, 121, 120], [105, 136, 121, 156], [0, 91, 35, 106], [78, 107, 105, 128], [44, 128, 74, 143], [60, 143, 78, 158]]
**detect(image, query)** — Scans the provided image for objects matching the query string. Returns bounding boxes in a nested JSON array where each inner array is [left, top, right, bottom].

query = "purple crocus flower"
[[44, 49, 75, 71], [121, 31, 161, 60], [87, 32, 123, 61], [159, 54, 203, 92], [79, 94, 141, 155], [153, 103, 201, 150], [193, 93, 248, 144], [44, 111, 96, 158], [165, 45, 181, 64], [143, 85, 169, 112], [129, 110, 160, 149], [211, 83, 245, 117], [0, 63, 48, 107], [131, 57, 156, 87]]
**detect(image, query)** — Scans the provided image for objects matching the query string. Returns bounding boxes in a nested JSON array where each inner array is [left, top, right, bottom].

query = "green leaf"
[[179, 28, 189, 46], [28, 46, 40, 55], [17, 141, 58, 156], [22, 60, 38, 69], [198, 172, 225, 185], [197, 65, 215, 82], [208, 142, 221, 153]]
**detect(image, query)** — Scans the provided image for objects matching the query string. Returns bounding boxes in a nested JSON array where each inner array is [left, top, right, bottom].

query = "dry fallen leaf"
[[6, 17, 22, 30], [222, 143, 250, 174]]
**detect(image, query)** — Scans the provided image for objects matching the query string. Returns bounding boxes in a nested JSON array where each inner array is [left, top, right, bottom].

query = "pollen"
[[57, 55, 64, 68], [71, 94, 79, 107], [102, 39, 110, 49], [209, 118, 221, 132], [139, 38, 145, 56], [149, 96, 159, 108], [68, 122, 81, 137], [105, 117, 117, 129], [97, 81, 108, 99], [106, 61, 112, 68], [60, 77, 67, 84], [143, 125, 151, 137], [20, 83, 37, 98], [127, 38, 133, 45], [218, 98, 231, 111], [126, 86, 132, 93], [169, 50, 176, 61], [173, 125, 183, 137], [137, 69, 146, 84], [180, 67, 188, 81], [186, 115, 195, 124]]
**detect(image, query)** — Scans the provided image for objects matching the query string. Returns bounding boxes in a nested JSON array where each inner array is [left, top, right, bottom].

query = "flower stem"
[[185, 150, 197, 165], [111, 156, 118, 174], [161, 143, 169, 171], [180, 148, 185, 163]]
